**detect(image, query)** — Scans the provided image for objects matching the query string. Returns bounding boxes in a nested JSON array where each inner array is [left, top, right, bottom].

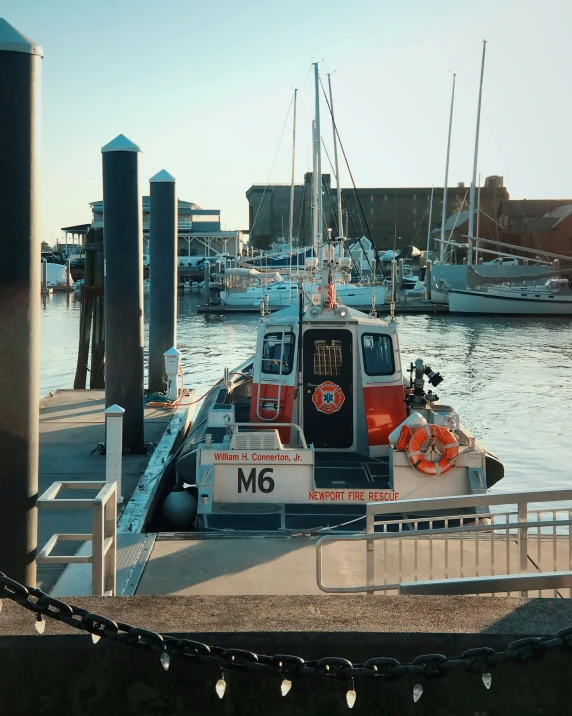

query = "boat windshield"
[[362, 334, 394, 376], [261, 332, 295, 375]]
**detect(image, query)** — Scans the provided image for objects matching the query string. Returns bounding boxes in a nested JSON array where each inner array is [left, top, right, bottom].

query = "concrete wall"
[[1, 595, 570, 715]]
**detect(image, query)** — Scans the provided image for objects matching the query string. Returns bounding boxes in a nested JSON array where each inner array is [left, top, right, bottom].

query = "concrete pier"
[[36, 389, 193, 592], [0, 20, 43, 585]]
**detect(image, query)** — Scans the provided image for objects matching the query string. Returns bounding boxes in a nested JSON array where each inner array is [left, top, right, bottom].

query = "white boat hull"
[[449, 288, 572, 315], [221, 283, 387, 310]]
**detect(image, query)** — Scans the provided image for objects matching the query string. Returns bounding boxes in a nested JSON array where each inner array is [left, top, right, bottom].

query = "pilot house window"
[[261, 332, 295, 375], [314, 339, 343, 376], [362, 334, 394, 376]]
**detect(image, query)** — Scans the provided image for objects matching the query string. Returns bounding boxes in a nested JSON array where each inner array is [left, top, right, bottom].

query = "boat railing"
[[316, 489, 572, 598], [234, 422, 308, 449]]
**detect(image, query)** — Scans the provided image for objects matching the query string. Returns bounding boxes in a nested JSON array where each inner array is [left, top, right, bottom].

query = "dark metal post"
[[0, 19, 43, 585], [203, 261, 210, 306], [148, 170, 177, 393], [102, 134, 144, 454]]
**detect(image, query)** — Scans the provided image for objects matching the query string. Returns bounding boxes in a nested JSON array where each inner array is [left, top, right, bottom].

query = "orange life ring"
[[406, 424, 459, 475]]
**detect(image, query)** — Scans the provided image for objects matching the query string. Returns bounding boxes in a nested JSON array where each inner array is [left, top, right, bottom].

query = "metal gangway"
[[316, 490, 572, 598]]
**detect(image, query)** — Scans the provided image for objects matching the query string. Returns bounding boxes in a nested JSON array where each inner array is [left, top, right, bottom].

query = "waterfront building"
[[246, 174, 509, 251], [59, 198, 245, 258]]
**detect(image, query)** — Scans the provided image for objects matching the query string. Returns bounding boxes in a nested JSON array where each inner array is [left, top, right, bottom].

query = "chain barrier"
[[1, 572, 571, 700]]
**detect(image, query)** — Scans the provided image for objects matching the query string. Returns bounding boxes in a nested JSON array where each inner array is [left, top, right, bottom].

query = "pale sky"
[[3, 0, 572, 242]]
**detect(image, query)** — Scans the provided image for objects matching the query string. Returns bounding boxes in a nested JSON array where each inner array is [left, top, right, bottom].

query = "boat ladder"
[[256, 331, 291, 421]]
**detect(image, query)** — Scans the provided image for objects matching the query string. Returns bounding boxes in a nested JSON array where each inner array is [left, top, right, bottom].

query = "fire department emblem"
[[312, 381, 346, 415]]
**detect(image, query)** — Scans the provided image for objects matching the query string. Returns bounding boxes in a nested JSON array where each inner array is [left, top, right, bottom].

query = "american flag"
[[328, 269, 335, 305]]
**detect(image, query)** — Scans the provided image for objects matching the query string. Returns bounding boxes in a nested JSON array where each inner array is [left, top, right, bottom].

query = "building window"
[[413, 207, 417, 215], [413, 195, 417, 201], [370, 207, 374, 215], [370, 195, 374, 202], [413, 221, 417, 228], [384, 195, 388, 201]]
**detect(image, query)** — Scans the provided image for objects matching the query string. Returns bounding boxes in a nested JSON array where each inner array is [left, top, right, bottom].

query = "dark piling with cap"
[[0, 19, 43, 585], [148, 170, 177, 393], [102, 134, 145, 454]]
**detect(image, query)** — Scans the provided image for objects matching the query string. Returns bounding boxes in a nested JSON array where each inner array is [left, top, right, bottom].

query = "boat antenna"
[[468, 40, 487, 265], [327, 73, 343, 238], [313, 62, 323, 276], [390, 258, 397, 323], [288, 88, 298, 304], [440, 72, 456, 263]]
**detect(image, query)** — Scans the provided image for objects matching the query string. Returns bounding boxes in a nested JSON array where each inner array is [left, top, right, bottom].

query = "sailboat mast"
[[426, 186, 434, 255], [440, 72, 456, 263], [468, 40, 487, 265], [327, 73, 343, 238], [288, 88, 297, 298], [313, 62, 323, 266], [312, 120, 318, 257]]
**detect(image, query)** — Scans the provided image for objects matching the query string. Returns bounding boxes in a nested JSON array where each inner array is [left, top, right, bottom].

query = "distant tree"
[[41, 241, 52, 251]]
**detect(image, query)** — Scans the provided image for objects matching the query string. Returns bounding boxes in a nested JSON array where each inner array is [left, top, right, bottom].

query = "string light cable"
[[1, 571, 571, 707]]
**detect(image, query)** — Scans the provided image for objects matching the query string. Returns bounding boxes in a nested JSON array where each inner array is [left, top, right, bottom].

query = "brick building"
[[246, 174, 509, 251]]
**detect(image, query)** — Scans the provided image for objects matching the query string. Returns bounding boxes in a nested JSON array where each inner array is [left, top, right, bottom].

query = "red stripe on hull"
[[363, 385, 407, 446]]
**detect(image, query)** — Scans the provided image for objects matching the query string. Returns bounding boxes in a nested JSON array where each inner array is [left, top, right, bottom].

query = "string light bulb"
[[346, 679, 356, 709], [413, 683, 423, 702], [280, 679, 292, 696], [160, 647, 170, 671], [34, 614, 45, 634], [216, 671, 227, 699], [482, 672, 492, 689]]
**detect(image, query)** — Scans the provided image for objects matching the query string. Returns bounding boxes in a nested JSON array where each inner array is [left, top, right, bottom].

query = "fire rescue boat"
[[163, 251, 504, 531], [159, 62, 503, 532]]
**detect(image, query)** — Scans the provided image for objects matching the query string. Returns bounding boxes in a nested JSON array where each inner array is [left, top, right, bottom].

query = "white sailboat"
[[448, 266, 572, 315]]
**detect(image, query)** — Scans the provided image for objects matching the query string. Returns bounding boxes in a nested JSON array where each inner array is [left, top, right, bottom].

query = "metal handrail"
[[37, 481, 117, 596], [316, 489, 572, 596], [234, 422, 308, 449]]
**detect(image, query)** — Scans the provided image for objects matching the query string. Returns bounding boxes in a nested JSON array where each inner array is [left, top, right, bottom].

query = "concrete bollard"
[[148, 170, 177, 394], [102, 134, 145, 454], [0, 19, 43, 586], [164, 347, 181, 402], [203, 261, 210, 306], [105, 404, 125, 503]]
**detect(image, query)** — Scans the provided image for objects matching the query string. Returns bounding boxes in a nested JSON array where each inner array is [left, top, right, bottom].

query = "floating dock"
[[197, 300, 449, 315], [37, 389, 196, 593]]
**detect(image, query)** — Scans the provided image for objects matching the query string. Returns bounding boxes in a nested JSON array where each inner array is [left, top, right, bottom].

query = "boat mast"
[[288, 88, 297, 301], [312, 119, 318, 259], [313, 62, 323, 269], [475, 172, 481, 263], [426, 186, 434, 255], [327, 73, 343, 238], [440, 72, 456, 263], [468, 40, 487, 265]]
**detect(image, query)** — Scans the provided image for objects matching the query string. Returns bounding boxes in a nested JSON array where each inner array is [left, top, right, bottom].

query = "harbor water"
[[41, 291, 572, 501]]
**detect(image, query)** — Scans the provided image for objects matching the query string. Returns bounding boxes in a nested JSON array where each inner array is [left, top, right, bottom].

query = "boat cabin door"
[[302, 329, 353, 448]]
